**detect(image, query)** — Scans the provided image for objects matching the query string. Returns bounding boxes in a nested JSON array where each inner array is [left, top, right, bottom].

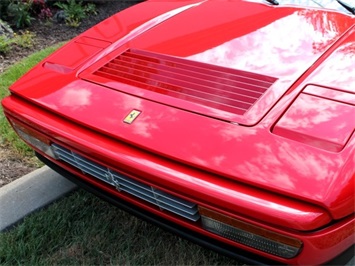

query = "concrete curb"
[[0, 166, 77, 231]]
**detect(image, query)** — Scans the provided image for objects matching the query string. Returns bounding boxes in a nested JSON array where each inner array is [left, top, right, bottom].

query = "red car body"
[[2, 0, 354, 264]]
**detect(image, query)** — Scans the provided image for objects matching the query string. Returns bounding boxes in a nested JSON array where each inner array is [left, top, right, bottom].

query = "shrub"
[[31, 0, 52, 20], [7, 1, 34, 28], [38, 7, 53, 20], [0, 35, 11, 54], [0, 30, 35, 55], [0, 0, 53, 28], [15, 30, 36, 48], [54, 0, 96, 27]]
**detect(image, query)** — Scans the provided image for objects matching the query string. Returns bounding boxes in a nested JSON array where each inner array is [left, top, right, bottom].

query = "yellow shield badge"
[[124, 110, 141, 124]]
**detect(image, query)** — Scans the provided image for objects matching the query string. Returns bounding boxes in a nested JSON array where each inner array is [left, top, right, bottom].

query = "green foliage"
[[54, 0, 97, 27], [85, 3, 97, 16], [0, 0, 52, 28], [0, 35, 11, 54], [14, 30, 36, 48], [7, 1, 34, 28], [0, 31, 35, 55]]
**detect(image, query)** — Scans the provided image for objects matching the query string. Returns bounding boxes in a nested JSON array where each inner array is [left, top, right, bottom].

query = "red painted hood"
[[9, 0, 355, 219]]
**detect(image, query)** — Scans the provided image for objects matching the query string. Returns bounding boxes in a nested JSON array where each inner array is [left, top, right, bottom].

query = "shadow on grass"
[[0, 189, 242, 265]]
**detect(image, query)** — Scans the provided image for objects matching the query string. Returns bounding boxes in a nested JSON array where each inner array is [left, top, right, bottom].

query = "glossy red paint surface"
[[2, 0, 354, 264], [273, 92, 354, 152]]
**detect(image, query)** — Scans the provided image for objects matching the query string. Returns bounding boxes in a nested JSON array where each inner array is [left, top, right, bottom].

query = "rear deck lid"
[[80, 0, 354, 125]]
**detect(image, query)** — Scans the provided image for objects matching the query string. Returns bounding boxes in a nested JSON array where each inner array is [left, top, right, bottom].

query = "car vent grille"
[[92, 49, 277, 116], [51, 143, 200, 221]]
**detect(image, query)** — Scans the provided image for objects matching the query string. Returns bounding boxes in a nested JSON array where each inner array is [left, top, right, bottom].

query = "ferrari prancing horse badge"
[[124, 110, 141, 124]]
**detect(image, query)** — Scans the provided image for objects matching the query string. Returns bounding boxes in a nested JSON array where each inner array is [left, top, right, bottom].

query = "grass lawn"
[[0, 190, 240, 265], [0, 46, 243, 265]]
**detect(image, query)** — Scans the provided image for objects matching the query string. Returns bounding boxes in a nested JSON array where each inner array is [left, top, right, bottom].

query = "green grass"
[[0, 43, 63, 155], [0, 189, 241, 265]]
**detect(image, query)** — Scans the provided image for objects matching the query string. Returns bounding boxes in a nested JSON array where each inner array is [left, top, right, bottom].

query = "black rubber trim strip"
[[36, 152, 284, 265]]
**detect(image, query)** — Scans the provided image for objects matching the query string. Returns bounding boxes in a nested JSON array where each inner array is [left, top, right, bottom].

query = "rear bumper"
[[36, 152, 279, 266], [37, 152, 355, 266]]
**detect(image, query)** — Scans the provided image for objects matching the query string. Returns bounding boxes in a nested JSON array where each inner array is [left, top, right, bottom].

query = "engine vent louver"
[[92, 49, 277, 116], [51, 143, 200, 221]]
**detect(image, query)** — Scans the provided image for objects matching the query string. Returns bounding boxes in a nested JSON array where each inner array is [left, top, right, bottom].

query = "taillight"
[[10, 120, 56, 159], [199, 206, 302, 259]]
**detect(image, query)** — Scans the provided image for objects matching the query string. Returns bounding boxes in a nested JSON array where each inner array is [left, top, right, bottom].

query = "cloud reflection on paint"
[[60, 88, 92, 110], [188, 10, 340, 78], [235, 140, 345, 200]]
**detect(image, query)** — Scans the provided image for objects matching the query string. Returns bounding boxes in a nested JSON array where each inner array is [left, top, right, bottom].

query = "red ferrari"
[[2, 0, 354, 264]]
